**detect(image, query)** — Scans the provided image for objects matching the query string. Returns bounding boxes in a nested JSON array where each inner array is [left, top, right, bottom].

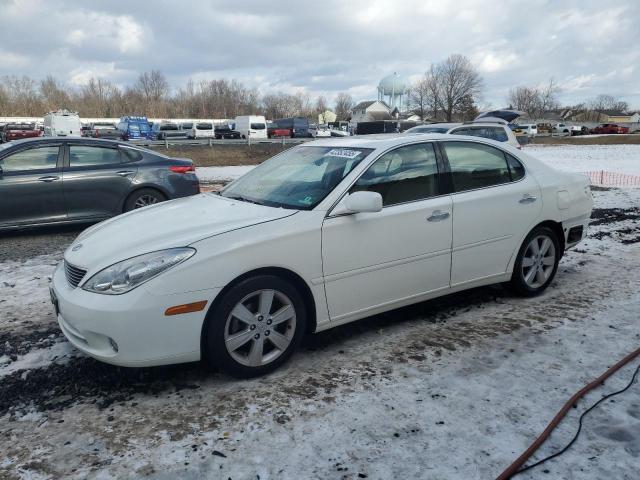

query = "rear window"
[[160, 124, 179, 131], [196, 123, 213, 130], [181, 123, 193, 129], [94, 124, 116, 130], [251, 123, 266, 130], [6, 124, 34, 130]]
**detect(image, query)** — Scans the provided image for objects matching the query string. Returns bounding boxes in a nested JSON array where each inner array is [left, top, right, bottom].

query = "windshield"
[[129, 124, 140, 132], [220, 146, 374, 210]]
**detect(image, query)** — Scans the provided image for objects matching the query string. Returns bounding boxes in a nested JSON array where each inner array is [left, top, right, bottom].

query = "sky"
[[0, 0, 638, 109]]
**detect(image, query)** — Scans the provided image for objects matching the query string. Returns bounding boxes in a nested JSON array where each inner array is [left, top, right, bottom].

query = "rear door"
[[62, 142, 138, 219], [440, 140, 541, 286], [0, 143, 66, 227]]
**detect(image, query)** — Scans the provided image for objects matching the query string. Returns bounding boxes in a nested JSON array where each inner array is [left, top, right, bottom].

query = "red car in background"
[[0, 123, 42, 143], [591, 123, 630, 134]]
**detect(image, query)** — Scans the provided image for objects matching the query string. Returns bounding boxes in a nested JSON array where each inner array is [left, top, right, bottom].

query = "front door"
[[62, 143, 137, 219], [440, 140, 542, 286], [322, 142, 452, 323], [0, 144, 65, 227]]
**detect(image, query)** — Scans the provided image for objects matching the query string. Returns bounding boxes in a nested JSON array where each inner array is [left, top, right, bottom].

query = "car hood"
[[64, 194, 296, 270]]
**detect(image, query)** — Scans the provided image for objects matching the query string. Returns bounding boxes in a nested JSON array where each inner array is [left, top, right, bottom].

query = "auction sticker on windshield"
[[326, 149, 362, 159]]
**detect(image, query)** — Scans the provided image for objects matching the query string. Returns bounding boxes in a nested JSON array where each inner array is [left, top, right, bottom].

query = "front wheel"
[[509, 226, 560, 296], [203, 275, 306, 377]]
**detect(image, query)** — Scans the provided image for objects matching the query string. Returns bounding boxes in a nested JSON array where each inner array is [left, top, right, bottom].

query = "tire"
[[123, 188, 167, 212], [203, 275, 307, 378], [509, 226, 561, 296]]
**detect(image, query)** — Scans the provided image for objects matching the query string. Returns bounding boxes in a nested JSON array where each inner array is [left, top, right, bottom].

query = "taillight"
[[169, 165, 195, 174]]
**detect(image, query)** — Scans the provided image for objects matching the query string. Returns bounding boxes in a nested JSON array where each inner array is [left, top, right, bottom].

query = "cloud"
[[0, 0, 638, 108]]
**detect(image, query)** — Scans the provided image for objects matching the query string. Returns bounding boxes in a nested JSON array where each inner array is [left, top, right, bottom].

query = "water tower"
[[377, 72, 408, 112]]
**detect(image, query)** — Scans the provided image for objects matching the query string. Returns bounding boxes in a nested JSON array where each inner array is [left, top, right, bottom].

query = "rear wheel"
[[124, 188, 167, 212], [203, 275, 306, 377], [509, 226, 560, 296]]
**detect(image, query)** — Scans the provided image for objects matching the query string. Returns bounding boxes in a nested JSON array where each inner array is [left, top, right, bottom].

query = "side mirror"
[[332, 191, 383, 216]]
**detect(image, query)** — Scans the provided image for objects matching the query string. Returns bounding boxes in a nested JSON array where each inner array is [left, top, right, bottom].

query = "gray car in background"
[[0, 138, 200, 231]]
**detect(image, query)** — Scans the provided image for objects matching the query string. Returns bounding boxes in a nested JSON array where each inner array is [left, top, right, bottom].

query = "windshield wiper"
[[225, 195, 265, 206]]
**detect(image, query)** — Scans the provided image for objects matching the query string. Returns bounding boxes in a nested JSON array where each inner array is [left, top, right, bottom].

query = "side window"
[[350, 143, 439, 206], [488, 127, 507, 142], [0, 146, 60, 172], [120, 147, 143, 162], [69, 146, 121, 167], [506, 154, 525, 181], [443, 142, 511, 192]]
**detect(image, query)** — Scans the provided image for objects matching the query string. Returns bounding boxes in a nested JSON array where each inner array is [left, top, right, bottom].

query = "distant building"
[[351, 100, 392, 123], [569, 110, 639, 123]]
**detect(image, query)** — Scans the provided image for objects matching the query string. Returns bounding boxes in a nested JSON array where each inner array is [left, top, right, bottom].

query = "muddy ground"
[[0, 187, 639, 479]]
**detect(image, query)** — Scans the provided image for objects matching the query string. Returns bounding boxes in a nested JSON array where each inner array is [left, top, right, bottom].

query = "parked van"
[[189, 122, 216, 139], [43, 109, 82, 137], [117, 116, 152, 140], [274, 117, 311, 138], [233, 115, 267, 139]]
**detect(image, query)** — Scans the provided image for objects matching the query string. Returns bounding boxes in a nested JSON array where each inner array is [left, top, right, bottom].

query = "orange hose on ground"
[[496, 346, 640, 480]]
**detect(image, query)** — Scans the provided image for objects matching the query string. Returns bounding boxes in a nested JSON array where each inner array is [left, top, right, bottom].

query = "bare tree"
[[588, 94, 629, 112], [133, 70, 170, 117], [539, 77, 560, 113], [314, 95, 328, 116], [2, 75, 42, 115], [433, 54, 482, 122], [40, 75, 71, 112], [408, 75, 430, 120], [79, 78, 120, 116], [334, 92, 353, 121], [507, 86, 542, 117], [507, 78, 560, 119]]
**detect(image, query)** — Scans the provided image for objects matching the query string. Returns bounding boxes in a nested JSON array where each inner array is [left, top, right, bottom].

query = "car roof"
[[407, 123, 460, 130], [304, 133, 452, 150], [1, 137, 126, 148], [308, 131, 523, 153]]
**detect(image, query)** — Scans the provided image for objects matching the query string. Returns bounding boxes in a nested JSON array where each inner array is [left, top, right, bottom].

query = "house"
[[569, 110, 640, 123], [350, 100, 392, 123], [601, 111, 640, 123]]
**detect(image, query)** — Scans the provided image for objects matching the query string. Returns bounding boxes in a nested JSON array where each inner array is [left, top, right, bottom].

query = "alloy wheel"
[[521, 235, 556, 288], [224, 289, 296, 367], [133, 194, 160, 209]]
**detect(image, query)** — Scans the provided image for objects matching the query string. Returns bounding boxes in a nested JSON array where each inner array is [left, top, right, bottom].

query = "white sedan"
[[51, 134, 593, 377]]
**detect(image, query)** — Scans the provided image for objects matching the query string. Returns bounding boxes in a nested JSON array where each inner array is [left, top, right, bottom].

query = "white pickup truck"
[[552, 123, 587, 136]]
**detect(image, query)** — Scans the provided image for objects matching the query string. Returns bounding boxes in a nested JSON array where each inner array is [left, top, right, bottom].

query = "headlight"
[[82, 248, 195, 295]]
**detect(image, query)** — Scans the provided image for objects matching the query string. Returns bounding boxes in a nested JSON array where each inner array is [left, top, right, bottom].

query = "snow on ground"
[[526, 144, 640, 175], [0, 184, 639, 479], [196, 165, 255, 182]]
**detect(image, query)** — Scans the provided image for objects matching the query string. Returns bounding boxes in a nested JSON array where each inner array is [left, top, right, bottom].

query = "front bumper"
[[50, 262, 221, 367]]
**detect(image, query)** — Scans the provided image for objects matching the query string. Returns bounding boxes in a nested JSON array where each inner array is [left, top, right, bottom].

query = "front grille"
[[64, 261, 87, 288]]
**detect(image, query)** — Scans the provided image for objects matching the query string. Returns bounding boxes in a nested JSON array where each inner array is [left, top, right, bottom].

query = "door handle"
[[519, 194, 537, 204], [116, 170, 135, 177], [37, 175, 59, 182], [427, 210, 450, 222]]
